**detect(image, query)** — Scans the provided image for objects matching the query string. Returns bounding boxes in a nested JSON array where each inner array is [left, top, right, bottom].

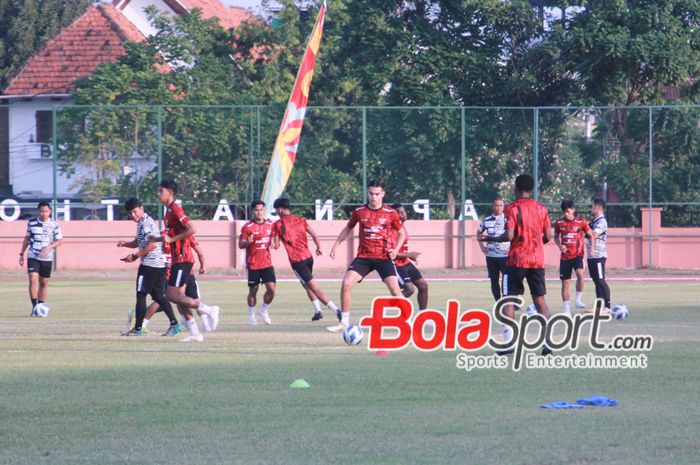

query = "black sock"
[[31, 298, 37, 310], [155, 296, 178, 326], [135, 293, 147, 331], [38, 300, 44, 304]]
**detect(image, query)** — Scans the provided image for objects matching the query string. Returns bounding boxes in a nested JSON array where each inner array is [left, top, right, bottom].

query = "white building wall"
[[119, 0, 178, 38]]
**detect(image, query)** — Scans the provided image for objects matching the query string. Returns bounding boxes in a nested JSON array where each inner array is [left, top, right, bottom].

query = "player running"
[[239, 200, 275, 326], [327, 180, 406, 333], [271, 197, 340, 321], [476, 196, 510, 301], [478, 173, 553, 356], [148, 180, 219, 342], [19, 201, 63, 316], [586, 199, 612, 314], [554, 199, 596, 316], [118, 197, 181, 336], [390, 203, 428, 311]]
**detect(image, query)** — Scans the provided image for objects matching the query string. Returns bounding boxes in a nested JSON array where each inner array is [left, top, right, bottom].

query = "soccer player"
[[476, 196, 510, 301], [390, 203, 428, 311], [478, 173, 553, 355], [271, 197, 340, 321], [239, 200, 275, 326], [586, 199, 611, 314], [554, 199, 596, 316], [327, 180, 406, 333], [118, 197, 181, 336], [19, 201, 63, 315], [148, 180, 219, 342]]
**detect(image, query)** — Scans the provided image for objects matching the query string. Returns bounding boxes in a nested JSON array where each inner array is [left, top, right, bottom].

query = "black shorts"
[[486, 256, 507, 280], [587, 257, 607, 281], [137, 265, 167, 299], [503, 266, 547, 297], [396, 263, 423, 289], [27, 258, 52, 278], [348, 257, 397, 281], [248, 266, 276, 287], [560, 256, 584, 280], [168, 262, 193, 288], [291, 257, 314, 285], [185, 274, 200, 299]]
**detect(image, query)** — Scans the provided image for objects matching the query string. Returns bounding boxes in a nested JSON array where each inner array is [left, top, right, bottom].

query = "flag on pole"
[[260, 1, 327, 217]]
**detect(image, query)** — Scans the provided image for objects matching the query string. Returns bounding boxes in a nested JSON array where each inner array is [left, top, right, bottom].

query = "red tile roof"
[[3, 4, 147, 96], [174, 0, 256, 30]]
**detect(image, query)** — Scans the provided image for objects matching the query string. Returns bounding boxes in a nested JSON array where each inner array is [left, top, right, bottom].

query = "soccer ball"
[[526, 304, 537, 316], [33, 303, 50, 318], [343, 325, 364, 345], [611, 304, 629, 320]]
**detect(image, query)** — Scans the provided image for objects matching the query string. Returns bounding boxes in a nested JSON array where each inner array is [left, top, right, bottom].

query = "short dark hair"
[[273, 198, 290, 210], [251, 200, 265, 209], [368, 179, 385, 189], [37, 201, 51, 210], [493, 196, 504, 203], [125, 197, 142, 212], [593, 198, 606, 210], [159, 180, 178, 195], [560, 199, 575, 211], [515, 174, 535, 193], [391, 202, 403, 210]]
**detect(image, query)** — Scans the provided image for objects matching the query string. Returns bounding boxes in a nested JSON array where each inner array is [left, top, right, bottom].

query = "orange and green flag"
[[261, 1, 326, 216]]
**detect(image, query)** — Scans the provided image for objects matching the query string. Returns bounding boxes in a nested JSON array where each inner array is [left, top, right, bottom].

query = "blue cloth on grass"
[[576, 395, 618, 407], [540, 401, 584, 409]]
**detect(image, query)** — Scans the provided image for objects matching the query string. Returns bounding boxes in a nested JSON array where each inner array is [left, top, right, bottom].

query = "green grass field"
[[0, 278, 698, 465]]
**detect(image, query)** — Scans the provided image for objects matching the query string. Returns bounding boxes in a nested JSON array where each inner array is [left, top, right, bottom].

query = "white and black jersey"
[[26, 217, 63, 262], [137, 213, 166, 268], [586, 215, 608, 259], [478, 214, 510, 258]]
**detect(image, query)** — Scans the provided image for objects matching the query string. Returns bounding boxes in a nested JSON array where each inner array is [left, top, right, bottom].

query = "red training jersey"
[[392, 225, 410, 267], [240, 219, 273, 270], [164, 202, 194, 264], [347, 205, 403, 260], [272, 214, 312, 264], [554, 217, 590, 260], [504, 198, 551, 269]]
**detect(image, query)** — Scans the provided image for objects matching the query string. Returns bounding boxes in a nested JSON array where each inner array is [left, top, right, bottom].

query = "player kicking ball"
[[149, 180, 219, 342], [239, 200, 275, 326], [118, 197, 181, 337], [554, 199, 597, 316], [271, 197, 341, 321], [327, 180, 406, 332], [19, 201, 63, 316]]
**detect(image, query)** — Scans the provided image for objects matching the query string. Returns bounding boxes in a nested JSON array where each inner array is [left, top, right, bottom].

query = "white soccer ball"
[[611, 304, 629, 320], [33, 303, 50, 318], [526, 304, 537, 316], [343, 324, 364, 345]]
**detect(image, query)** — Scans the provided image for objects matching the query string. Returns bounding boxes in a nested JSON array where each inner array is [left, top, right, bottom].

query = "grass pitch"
[[0, 277, 698, 465]]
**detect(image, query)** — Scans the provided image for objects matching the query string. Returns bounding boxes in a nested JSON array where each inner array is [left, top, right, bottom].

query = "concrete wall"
[[1, 209, 698, 271]]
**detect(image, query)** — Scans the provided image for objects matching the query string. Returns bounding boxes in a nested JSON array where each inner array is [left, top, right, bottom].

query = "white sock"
[[576, 292, 584, 302], [197, 302, 211, 315], [260, 303, 270, 314], [184, 318, 201, 336], [340, 312, 349, 326], [563, 301, 571, 316], [326, 301, 339, 312], [311, 300, 322, 314], [142, 318, 150, 328], [248, 306, 256, 317], [502, 326, 513, 344]]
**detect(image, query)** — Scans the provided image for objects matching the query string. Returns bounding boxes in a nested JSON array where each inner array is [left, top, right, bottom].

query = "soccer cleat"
[[326, 323, 347, 333], [586, 306, 611, 315], [259, 309, 272, 325], [121, 328, 146, 337], [575, 301, 586, 309], [141, 327, 150, 335], [180, 334, 204, 342], [210, 306, 220, 331], [248, 314, 257, 326], [162, 323, 183, 337], [311, 311, 323, 321]]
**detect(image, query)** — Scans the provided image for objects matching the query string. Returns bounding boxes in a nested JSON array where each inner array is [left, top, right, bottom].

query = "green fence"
[[3, 104, 700, 266]]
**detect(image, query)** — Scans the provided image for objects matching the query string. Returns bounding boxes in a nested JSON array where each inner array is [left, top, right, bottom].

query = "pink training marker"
[[375, 350, 390, 357]]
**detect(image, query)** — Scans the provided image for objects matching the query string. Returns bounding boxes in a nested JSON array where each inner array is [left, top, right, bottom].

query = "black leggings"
[[486, 256, 508, 301], [135, 291, 177, 330], [587, 257, 611, 308]]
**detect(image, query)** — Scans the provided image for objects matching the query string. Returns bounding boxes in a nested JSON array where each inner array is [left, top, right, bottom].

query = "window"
[[35, 111, 52, 144]]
